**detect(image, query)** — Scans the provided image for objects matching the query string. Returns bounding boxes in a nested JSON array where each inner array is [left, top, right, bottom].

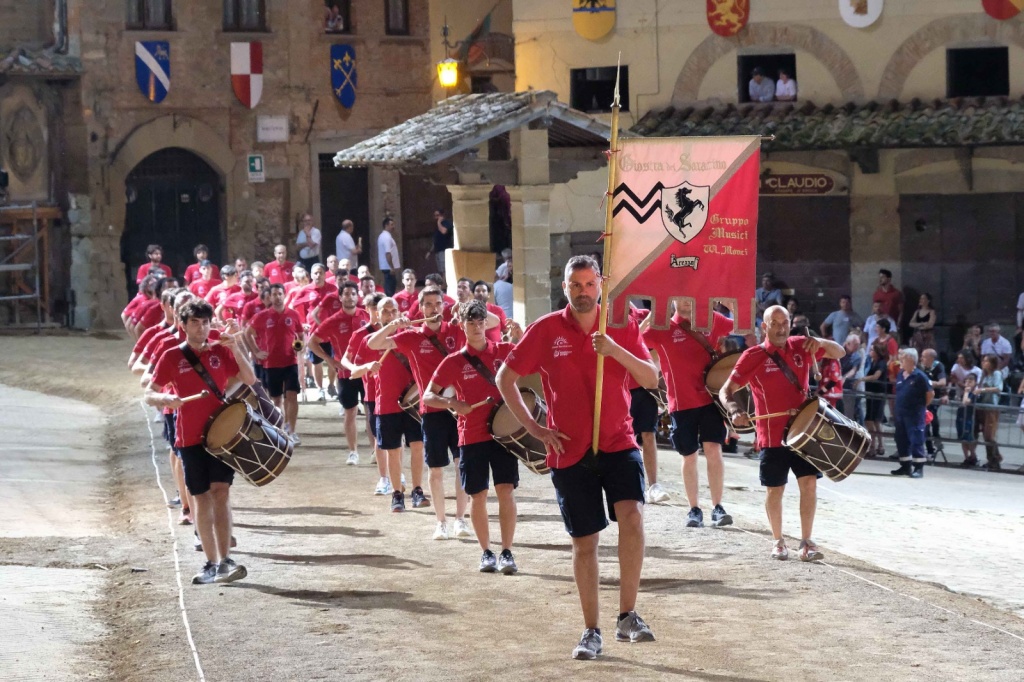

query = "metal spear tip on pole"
[[613, 52, 621, 109]]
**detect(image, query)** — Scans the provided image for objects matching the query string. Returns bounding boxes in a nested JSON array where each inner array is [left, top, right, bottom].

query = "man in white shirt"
[[494, 257, 513, 319], [296, 212, 322, 271], [980, 323, 1013, 370], [775, 69, 797, 101], [377, 217, 400, 296], [335, 219, 362, 264]]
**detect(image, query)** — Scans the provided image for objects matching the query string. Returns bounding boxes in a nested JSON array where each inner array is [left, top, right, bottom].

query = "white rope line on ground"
[[656, 498, 1024, 643], [141, 401, 207, 682]]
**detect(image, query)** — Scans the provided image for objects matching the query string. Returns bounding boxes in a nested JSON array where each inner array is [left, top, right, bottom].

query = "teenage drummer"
[[642, 298, 735, 529], [245, 284, 304, 442], [146, 298, 257, 585], [424, 299, 523, 571], [718, 305, 844, 562]]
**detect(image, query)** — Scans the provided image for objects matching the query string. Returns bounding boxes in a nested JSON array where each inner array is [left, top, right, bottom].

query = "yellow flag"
[[572, 0, 616, 41]]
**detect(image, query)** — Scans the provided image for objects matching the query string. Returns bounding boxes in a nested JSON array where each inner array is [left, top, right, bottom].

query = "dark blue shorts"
[[549, 448, 646, 538], [759, 446, 821, 487], [377, 411, 422, 450], [179, 443, 235, 496], [253, 363, 266, 386], [365, 401, 380, 447], [307, 342, 332, 365], [460, 440, 520, 495], [422, 411, 459, 467], [264, 364, 300, 398], [670, 403, 726, 456], [629, 387, 660, 434], [338, 376, 363, 409], [162, 412, 177, 447]]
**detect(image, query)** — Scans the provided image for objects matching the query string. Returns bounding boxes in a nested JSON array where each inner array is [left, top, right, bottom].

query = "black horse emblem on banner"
[[661, 182, 710, 244]]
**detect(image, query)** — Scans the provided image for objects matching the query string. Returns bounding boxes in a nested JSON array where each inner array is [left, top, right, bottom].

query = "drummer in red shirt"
[[393, 268, 419, 314], [245, 284, 304, 441], [135, 244, 172, 283], [308, 282, 369, 463], [496, 255, 659, 660], [425, 299, 523, 569], [343, 293, 389, 495], [145, 298, 256, 586], [643, 298, 735, 530], [719, 305, 845, 563], [263, 244, 294, 285], [409, 273, 456, 320]]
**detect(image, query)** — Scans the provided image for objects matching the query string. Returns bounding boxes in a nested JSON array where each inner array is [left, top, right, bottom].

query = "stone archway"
[[671, 23, 865, 104], [878, 14, 1024, 100]]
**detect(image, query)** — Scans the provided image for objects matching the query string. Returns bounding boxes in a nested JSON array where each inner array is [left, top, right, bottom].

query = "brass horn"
[[292, 337, 305, 352]]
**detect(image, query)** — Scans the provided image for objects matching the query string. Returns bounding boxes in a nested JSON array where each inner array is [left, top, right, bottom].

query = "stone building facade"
[[508, 0, 1024, 345], [1, 0, 434, 329]]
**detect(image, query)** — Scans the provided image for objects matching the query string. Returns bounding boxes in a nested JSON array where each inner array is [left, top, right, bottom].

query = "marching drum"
[[704, 351, 755, 434], [783, 397, 868, 482], [488, 388, 550, 475], [227, 381, 284, 430], [399, 382, 422, 424], [202, 401, 293, 487]]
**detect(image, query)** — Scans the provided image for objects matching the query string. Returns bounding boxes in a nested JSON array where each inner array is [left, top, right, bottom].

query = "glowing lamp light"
[[437, 58, 459, 88]]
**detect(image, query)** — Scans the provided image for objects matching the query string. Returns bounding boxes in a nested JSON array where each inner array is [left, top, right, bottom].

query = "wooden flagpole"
[[592, 53, 622, 454]]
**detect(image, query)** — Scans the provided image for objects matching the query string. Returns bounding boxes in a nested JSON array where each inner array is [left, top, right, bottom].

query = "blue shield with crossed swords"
[[135, 41, 170, 103], [331, 45, 357, 108]]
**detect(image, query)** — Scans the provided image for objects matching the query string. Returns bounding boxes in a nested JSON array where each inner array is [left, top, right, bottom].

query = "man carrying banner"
[[497, 255, 658, 660], [718, 305, 844, 562]]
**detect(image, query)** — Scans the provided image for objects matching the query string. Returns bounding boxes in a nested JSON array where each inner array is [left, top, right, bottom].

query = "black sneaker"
[[410, 486, 430, 508], [685, 506, 704, 528], [191, 561, 218, 585], [214, 558, 247, 584], [710, 504, 733, 527], [479, 549, 497, 573], [497, 549, 518, 575], [572, 628, 603, 660], [391, 491, 406, 513], [615, 611, 655, 643], [327, 383, 337, 398]]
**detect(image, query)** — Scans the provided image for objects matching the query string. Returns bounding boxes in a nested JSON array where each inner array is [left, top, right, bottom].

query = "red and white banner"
[[231, 42, 263, 108], [606, 136, 761, 335], [982, 0, 1023, 20]]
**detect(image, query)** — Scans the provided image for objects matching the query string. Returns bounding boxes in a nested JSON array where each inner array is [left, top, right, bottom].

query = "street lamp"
[[437, 58, 459, 88]]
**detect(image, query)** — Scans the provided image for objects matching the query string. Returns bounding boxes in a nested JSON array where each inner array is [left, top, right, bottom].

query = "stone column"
[[445, 183, 495, 299], [508, 184, 554, 323], [69, 194, 124, 330], [849, 152, 900, 314]]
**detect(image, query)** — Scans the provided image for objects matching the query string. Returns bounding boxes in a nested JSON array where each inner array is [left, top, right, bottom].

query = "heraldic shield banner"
[[135, 41, 170, 103], [331, 44, 357, 108], [606, 136, 761, 335]]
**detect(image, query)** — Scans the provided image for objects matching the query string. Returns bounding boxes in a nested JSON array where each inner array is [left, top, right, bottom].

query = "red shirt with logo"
[[146, 328, 222, 366], [409, 294, 457, 321], [249, 307, 303, 369], [151, 344, 240, 448], [394, 289, 418, 314], [240, 298, 266, 325], [123, 293, 148, 318], [484, 302, 508, 343], [503, 305, 651, 469], [374, 348, 415, 416], [264, 260, 295, 285], [189, 278, 222, 300], [221, 291, 258, 321], [348, 324, 382, 405], [134, 299, 165, 329], [207, 283, 241, 310], [392, 321, 466, 414], [311, 307, 370, 375], [643, 311, 733, 412], [132, 321, 170, 356], [728, 336, 825, 448], [430, 341, 513, 446], [183, 263, 203, 283], [136, 262, 172, 283]]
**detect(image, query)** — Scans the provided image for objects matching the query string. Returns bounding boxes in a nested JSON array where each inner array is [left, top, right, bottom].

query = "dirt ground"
[[1, 332, 1023, 681]]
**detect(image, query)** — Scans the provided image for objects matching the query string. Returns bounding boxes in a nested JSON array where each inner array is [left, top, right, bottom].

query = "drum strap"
[[393, 350, 413, 375], [425, 334, 448, 358], [765, 349, 810, 399], [680, 320, 718, 362], [461, 350, 497, 386], [178, 342, 226, 402]]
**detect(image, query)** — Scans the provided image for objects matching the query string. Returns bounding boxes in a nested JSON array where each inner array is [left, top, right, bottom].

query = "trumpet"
[[292, 337, 305, 352]]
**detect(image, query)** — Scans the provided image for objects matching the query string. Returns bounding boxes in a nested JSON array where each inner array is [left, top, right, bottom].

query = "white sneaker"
[[291, 433, 302, 446], [346, 451, 359, 466], [454, 518, 473, 538], [433, 521, 449, 540], [374, 477, 392, 495], [646, 482, 669, 504]]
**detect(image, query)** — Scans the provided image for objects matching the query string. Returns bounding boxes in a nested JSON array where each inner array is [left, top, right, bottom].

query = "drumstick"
[[405, 314, 442, 325], [178, 390, 210, 404], [379, 348, 392, 363], [468, 396, 494, 410], [747, 409, 797, 422]]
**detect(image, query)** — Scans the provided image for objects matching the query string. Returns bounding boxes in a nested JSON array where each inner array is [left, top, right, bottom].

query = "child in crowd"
[[956, 374, 978, 467]]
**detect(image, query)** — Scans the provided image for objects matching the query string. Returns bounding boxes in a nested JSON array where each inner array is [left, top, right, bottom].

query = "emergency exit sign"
[[247, 154, 265, 183]]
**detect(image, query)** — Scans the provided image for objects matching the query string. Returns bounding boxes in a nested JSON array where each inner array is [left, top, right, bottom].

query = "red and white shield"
[[230, 42, 263, 108]]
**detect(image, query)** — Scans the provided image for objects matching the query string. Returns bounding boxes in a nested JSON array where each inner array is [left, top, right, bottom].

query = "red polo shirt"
[[221, 291, 258, 321], [151, 343, 240, 448], [136, 262, 172, 283], [311, 307, 370, 374], [394, 289, 418, 313], [188, 278, 222, 300], [503, 305, 651, 469], [123, 293, 148, 318], [135, 299, 165, 329], [392, 321, 466, 414], [409, 294, 457, 321], [374, 349, 414, 416], [484, 302, 508, 343], [132, 321, 170, 356], [183, 263, 203, 283], [207, 283, 241, 310], [728, 336, 825, 448], [430, 341, 513, 446], [348, 324, 382, 405], [249, 307, 303, 369], [264, 260, 294, 285], [873, 286, 903, 321], [643, 311, 733, 412]]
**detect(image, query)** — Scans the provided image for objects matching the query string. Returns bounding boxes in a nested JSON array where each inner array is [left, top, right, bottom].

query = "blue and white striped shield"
[[135, 41, 170, 103]]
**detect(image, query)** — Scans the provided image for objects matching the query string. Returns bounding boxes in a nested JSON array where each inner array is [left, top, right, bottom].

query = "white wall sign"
[[256, 115, 289, 142]]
